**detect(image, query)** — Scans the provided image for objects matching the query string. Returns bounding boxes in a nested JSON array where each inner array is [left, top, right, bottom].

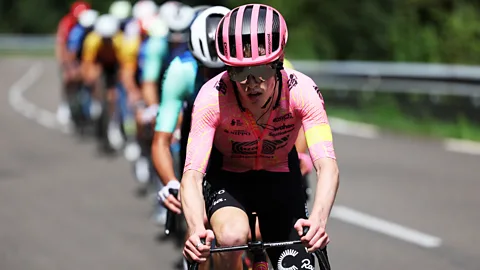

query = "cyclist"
[[120, 0, 159, 162], [152, 7, 231, 269], [134, 2, 195, 197], [181, 4, 339, 270], [55, 1, 91, 125], [142, 1, 196, 111], [81, 14, 124, 152], [64, 9, 99, 128]]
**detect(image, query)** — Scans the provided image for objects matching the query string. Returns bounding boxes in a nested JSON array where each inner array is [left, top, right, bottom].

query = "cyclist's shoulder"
[[196, 72, 230, 100], [145, 36, 168, 54], [283, 69, 318, 96], [83, 32, 101, 47]]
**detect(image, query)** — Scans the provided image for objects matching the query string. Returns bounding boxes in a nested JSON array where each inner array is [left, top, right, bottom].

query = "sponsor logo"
[[230, 130, 251, 136], [269, 128, 295, 137], [301, 259, 313, 270], [215, 79, 227, 94], [273, 112, 293, 123], [273, 123, 295, 131], [231, 140, 258, 155], [261, 135, 289, 155], [314, 85, 324, 100], [288, 74, 298, 90], [212, 198, 225, 206], [277, 249, 299, 270], [230, 119, 243, 126], [223, 42, 228, 57]]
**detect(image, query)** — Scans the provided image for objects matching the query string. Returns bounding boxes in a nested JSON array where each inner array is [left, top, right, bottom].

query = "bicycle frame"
[[187, 212, 331, 270]]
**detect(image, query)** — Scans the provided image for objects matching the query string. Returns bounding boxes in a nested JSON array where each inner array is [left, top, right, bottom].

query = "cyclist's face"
[[236, 75, 276, 106]]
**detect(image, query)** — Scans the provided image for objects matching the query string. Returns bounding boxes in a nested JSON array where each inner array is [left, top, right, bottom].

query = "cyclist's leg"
[[204, 170, 251, 270]]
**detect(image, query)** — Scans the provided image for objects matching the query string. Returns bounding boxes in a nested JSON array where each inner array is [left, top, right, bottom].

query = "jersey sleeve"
[[82, 32, 100, 63], [66, 25, 83, 53], [183, 84, 220, 174], [121, 36, 140, 70], [291, 73, 336, 162], [155, 57, 197, 133], [142, 37, 168, 82]]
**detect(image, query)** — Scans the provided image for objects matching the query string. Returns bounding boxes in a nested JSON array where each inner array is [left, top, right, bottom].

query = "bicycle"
[[187, 212, 331, 270]]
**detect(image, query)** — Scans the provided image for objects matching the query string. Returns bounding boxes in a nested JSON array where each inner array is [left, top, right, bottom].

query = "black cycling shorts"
[[202, 147, 325, 270]]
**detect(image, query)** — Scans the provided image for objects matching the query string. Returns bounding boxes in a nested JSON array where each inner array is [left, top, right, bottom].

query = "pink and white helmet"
[[215, 4, 288, 67]]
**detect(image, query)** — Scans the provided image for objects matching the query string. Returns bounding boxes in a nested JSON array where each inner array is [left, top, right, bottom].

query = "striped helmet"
[[215, 4, 288, 67]]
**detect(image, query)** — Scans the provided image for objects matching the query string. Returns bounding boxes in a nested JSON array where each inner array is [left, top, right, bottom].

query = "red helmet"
[[70, 1, 91, 18]]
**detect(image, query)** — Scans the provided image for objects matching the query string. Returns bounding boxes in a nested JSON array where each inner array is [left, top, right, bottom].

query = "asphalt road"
[[1, 58, 479, 270]]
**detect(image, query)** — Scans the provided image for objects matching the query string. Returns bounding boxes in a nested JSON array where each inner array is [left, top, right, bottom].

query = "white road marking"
[[444, 138, 480, 155], [8, 62, 71, 134], [329, 117, 379, 139], [331, 205, 442, 248]]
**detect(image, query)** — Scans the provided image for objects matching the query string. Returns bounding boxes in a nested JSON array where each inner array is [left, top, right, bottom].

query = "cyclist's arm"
[[81, 33, 100, 82], [66, 25, 82, 63], [142, 37, 168, 106], [120, 37, 141, 97], [294, 77, 339, 225], [152, 58, 195, 185], [55, 18, 68, 64], [181, 86, 219, 233]]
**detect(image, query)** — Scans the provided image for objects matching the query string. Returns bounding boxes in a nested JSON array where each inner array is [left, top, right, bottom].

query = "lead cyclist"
[[181, 4, 339, 270]]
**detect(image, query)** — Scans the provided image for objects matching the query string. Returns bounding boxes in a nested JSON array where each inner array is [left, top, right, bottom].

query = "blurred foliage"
[[1, 0, 479, 138], [1, 0, 480, 63]]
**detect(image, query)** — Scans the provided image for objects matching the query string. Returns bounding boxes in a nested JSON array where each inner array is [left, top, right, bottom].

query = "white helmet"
[[109, 1, 132, 20], [133, 0, 157, 19], [189, 6, 230, 68], [94, 15, 120, 38], [192, 5, 211, 13], [146, 16, 169, 38], [78, 9, 99, 28], [158, 1, 195, 32]]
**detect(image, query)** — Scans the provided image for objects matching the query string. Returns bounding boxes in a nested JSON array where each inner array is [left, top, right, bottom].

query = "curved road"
[[1, 58, 479, 270]]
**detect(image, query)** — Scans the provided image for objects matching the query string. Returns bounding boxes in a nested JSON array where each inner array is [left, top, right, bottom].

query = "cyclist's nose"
[[245, 75, 259, 89]]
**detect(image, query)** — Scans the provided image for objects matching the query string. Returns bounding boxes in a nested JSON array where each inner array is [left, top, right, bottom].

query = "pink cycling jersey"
[[184, 69, 336, 174]]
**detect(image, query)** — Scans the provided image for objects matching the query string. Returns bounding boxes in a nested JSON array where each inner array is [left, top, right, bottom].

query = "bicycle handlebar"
[[187, 227, 311, 270]]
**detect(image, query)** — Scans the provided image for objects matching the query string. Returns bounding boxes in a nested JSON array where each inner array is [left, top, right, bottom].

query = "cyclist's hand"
[[294, 218, 330, 252], [127, 91, 142, 107], [157, 181, 182, 214], [183, 229, 215, 263]]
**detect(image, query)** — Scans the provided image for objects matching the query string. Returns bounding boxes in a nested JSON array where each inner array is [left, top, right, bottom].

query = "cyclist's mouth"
[[247, 92, 262, 101]]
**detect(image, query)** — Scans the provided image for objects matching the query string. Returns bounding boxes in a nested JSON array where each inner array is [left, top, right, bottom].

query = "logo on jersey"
[[215, 79, 227, 94], [269, 123, 295, 137], [232, 141, 258, 155], [230, 119, 243, 126], [314, 85, 324, 100], [231, 130, 250, 136], [288, 74, 298, 90], [231, 135, 289, 156], [277, 249, 299, 270], [262, 135, 289, 154], [273, 112, 293, 123]]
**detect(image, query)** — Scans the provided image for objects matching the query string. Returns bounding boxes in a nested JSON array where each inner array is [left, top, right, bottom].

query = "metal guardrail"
[[0, 34, 479, 97], [0, 34, 55, 50]]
